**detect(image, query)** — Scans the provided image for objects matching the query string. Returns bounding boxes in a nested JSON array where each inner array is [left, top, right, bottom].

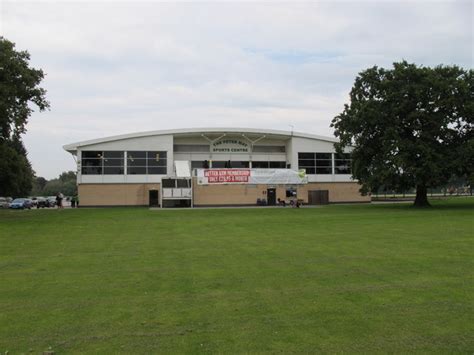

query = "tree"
[[331, 61, 473, 207], [0, 37, 50, 196]]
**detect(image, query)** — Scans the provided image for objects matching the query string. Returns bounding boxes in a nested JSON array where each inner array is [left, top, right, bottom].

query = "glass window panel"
[[127, 151, 146, 159], [269, 161, 286, 168], [104, 167, 124, 174], [147, 158, 167, 167], [147, 151, 167, 160], [316, 167, 332, 174], [103, 151, 123, 158], [335, 153, 351, 160], [302, 167, 315, 174], [316, 153, 332, 160], [177, 179, 190, 188], [127, 158, 147, 167], [162, 179, 176, 188], [127, 167, 146, 175], [103, 158, 124, 167], [82, 166, 102, 175], [335, 160, 351, 174], [82, 158, 102, 167], [191, 161, 206, 169], [252, 161, 269, 168], [211, 161, 226, 168], [82, 151, 103, 158], [316, 159, 332, 167], [298, 152, 315, 159], [147, 167, 167, 175], [231, 161, 250, 168], [298, 159, 315, 167]]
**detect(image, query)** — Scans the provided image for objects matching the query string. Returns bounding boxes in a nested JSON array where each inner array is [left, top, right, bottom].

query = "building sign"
[[197, 169, 307, 185], [212, 139, 249, 153]]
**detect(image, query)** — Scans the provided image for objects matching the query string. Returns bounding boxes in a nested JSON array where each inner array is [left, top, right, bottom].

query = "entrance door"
[[149, 190, 159, 207], [267, 188, 276, 206]]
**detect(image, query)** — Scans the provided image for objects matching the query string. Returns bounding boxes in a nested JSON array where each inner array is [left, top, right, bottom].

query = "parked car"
[[47, 196, 57, 207], [36, 197, 49, 208], [10, 198, 33, 209], [0, 197, 11, 208]]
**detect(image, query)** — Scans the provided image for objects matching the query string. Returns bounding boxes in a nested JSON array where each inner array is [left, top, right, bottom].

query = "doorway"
[[267, 188, 276, 206], [149, 190, 159, 207]]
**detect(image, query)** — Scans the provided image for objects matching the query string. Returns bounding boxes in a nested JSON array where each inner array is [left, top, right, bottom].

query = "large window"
[[334, 153, 352, 174], [127, 151, 167, 175], [81, 151, 124, 175], [252, 161, 286, 169], [298, 152, 333, 175]]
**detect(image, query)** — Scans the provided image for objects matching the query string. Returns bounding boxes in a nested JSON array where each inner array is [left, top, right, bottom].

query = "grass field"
[[0, 199, 473, 353]]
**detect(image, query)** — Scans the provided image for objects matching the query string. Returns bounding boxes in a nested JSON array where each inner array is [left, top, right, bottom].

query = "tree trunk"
[[414, 184, 431, 207]]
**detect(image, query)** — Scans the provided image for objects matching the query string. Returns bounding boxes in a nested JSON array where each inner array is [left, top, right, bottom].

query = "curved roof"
[[63, 127, 338, 153]]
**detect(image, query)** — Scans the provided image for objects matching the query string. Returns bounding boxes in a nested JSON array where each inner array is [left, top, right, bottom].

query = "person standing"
[[56, 192, 64, 209]]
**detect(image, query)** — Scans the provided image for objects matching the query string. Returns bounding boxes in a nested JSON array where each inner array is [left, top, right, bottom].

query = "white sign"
[[211, 139, 249, 153]]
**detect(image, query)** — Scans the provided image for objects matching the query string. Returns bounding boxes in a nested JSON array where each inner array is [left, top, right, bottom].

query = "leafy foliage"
[[31, 171, 77, 197], [0, 37, 50, 197], [0, 139, 34, 197], [332, 61, 473, 206]]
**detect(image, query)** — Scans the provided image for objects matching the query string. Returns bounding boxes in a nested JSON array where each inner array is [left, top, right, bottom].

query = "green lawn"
[[0, 199, 473, 353]]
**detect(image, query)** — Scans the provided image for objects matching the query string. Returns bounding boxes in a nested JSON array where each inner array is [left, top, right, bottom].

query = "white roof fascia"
[[63, 127, 339, 153]]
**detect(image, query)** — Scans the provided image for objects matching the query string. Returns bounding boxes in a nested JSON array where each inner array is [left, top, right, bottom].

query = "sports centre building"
[[63, 128, 370, 207]]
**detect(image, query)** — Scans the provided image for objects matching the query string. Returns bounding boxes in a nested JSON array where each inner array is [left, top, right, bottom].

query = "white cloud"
[[2, 0, 472, 178]]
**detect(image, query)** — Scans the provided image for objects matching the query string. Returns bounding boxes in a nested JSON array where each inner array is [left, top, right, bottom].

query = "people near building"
[[56, 192, 64, 209], [71, 196, 76, 208]]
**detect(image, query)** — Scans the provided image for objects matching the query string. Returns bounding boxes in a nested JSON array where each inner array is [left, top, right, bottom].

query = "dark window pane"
[[82, 158, 102, 167], [335, 153, 351, 160], [162, 179, 176, 188], [147, 151, 167, 159], [177, 179, 190, 188], [316, 159, 332, 167], [231, 161, 250, 168], [127, 151, 146, 159], [103, 151, 123, 158], [298, 159, 315, 167], [252, 161, 269, 168], [127, 158, 147, 167], [127, 167, 146, 174], [316, 167, 332, 174], [147, 158, 167, 167], [302, 167, 315, 174], [82, 166, 102, 175], [82, 151, 103, 158], [335, 160, 351, 174], [316, 153, 332, 160], [103, 158, 124, 167], [191, 161, 205, 169], [212, 161, 227, 168], [270, 161, 286, 168], [147, 167, 167, 175], [104, 167, 124, 174], [298, 152, 315, 159]]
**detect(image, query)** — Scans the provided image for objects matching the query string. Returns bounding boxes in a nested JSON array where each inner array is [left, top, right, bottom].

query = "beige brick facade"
[[78, 184, 160, 206], [78, 181, 369, 207]]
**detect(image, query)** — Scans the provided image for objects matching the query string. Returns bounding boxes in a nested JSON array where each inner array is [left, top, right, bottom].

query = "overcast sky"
[[1, 0, 472, 178]]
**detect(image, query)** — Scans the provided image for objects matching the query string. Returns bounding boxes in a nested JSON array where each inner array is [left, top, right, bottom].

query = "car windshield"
[[13, 199, 25, 203]]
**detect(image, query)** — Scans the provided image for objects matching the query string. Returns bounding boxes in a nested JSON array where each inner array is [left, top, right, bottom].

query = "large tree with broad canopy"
[[331, 61, 473, 207]]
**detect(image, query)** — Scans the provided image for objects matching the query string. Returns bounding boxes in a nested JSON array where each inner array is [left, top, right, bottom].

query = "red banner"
[[203, 169, 250, 183]]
